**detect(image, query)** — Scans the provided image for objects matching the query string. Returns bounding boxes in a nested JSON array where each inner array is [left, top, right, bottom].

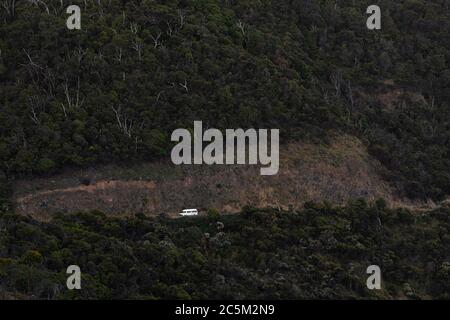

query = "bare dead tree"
[[75, 77, 83, 108], [428, 96, 436, 109], [114, 47, 123, 62], [130, 22, 138, 34], [97, 49, 104, 61], [63, 81, 72, 109], [131, 38, 143, 60], [151, 32, 162, 48], [28, 96, 41, 125], [60, 77, 84, 118], [22, 48, 44, 70], [166, 21, 173, 37], [178, 10, 186, 30], [60, 102, 68, 119], [42, 68, 57, 98], [73, 46, 87, 65], [237, 20, 246, 36], [423, 96, 439, 138], [330, 72, 342, 97], [111, 105, 133, 138], [0, 0, 16, 17], [28, 0, 50, 14], [179, 79, 189, 93]]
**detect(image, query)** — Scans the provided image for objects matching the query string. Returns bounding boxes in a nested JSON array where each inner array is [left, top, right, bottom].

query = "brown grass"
[[13, 135, 430, 220]]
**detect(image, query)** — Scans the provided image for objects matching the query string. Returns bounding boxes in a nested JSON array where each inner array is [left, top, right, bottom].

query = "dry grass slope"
[[14, 135, 429, 219]]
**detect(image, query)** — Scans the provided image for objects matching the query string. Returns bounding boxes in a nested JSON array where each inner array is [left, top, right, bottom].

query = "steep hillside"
[[13, 135, 430, 219], [0, 1, 449, 301], [0, 0, 449, 201], [1, 204, 449, 299]]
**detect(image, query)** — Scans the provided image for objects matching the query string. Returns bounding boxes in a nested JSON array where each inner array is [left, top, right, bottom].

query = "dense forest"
[[0, 0, 449, 301], [0, 200, 449, 299], [0, 0, 449, 200]]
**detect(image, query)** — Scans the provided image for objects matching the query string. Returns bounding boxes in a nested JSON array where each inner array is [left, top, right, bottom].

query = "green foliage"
[[0, 203, 449, 299], [0, 1, 448, 200], [206, 208, 220, 220], [21, 250, 43, 266]]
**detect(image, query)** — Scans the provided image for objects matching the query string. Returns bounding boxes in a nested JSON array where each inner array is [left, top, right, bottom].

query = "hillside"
[[13, 135, 431, 219], [1, 203, 450, 299], [0, 0, 449, 301], [0, 0, 449, 201]]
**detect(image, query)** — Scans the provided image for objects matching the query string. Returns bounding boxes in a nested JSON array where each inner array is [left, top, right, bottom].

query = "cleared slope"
[[13, 135, 430, 219]]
